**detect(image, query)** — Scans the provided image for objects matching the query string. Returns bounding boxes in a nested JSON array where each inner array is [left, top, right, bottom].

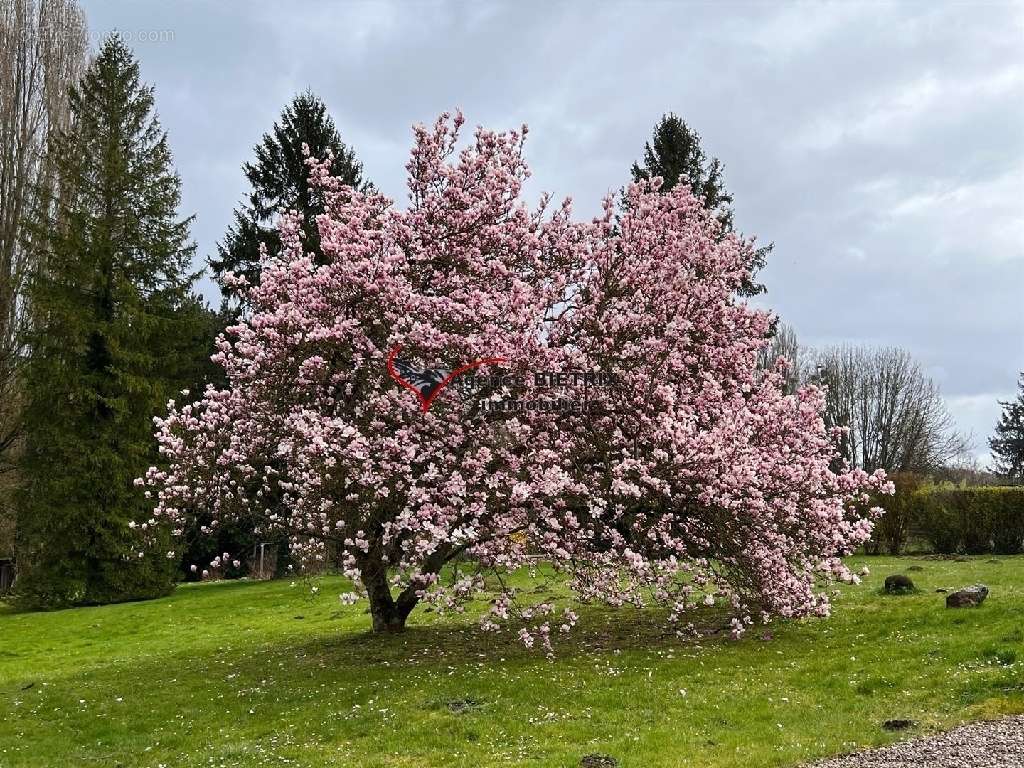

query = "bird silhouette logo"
[[386, 345, 505, 412]]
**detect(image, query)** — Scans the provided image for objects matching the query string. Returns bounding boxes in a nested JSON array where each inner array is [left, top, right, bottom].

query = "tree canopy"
[[142, 113, 889, 646]]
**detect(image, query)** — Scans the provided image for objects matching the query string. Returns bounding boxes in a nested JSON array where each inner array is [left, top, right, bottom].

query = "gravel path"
[[808, 716, 1024, 767]]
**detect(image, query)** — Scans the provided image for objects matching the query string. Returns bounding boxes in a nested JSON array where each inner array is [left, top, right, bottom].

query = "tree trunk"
[[368, 592, 413, 633], [361, 558, 415, 633], [358, 541, 453, 634]]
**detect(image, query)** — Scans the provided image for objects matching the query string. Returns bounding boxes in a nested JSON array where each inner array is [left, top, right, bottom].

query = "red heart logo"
[[386, 345, 506, 412]]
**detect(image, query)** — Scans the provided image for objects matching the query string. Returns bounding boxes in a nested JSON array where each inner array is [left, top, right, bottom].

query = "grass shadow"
[[304, 603, 736, 667]]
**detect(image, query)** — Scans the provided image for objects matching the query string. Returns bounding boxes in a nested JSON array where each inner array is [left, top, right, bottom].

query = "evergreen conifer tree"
[[990, 374, 1024, 482], [14, 36, 204, 607], [210, 90, 365, 308], [632, 113, 768, 296]]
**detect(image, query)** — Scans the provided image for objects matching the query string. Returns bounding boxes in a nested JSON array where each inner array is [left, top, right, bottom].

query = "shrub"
[[916, 491, 961, 554], [869, 473, 924, 555], [991, 488, 1024, 555], [913, 486, 1024, 555]]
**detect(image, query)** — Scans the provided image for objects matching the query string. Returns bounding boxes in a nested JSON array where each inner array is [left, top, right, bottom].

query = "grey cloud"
[[82, 0, 1024, 460]]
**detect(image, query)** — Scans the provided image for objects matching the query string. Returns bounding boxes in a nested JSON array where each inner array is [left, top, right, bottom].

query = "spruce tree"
[[14, 36, 203, 608], [632, 113, 768, 296], [210, 90, 366, 308], [990, 373, 1024, 482]]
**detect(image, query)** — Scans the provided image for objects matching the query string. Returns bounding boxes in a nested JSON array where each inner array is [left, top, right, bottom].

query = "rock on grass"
[[884, 575, 915, 594], [946, 584, 988, 608]]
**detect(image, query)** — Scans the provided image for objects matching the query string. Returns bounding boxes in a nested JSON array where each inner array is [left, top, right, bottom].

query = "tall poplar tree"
[[14, 36, 204, 607], [0, 0, 88, 554], [210, 90, 366, 309]]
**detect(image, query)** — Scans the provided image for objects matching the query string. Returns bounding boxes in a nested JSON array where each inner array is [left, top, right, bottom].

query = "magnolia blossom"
[[141, 112, 890, 645]]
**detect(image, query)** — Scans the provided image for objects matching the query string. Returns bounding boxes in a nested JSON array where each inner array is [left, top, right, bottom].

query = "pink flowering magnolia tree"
[[141, 112, 890, 645]]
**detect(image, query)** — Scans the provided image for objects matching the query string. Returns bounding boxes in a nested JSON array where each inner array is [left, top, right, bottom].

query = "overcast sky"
[[81, 0, 1024, 463]]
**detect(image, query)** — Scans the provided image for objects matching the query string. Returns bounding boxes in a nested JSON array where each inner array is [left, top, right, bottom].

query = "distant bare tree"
[[0, 0, 87, 550], [806, 345, 969, 473], [757, 321, 800, 394], [932, 456, 999, 487]]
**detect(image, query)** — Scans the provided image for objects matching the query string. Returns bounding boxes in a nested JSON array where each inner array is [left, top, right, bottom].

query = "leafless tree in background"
[[757, 320, 800, 394], [0, 0, 87, 550], [807, 345, 969, 473]]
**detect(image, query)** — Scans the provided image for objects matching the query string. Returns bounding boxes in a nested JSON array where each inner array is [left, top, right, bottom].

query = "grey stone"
[[946, 584, 988, 608]]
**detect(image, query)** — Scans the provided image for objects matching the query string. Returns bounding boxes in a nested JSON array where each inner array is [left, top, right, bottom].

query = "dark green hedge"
[[912, 486, 1024, 555], [866, 481, 1024, 556], [866, 472, 924, 555]]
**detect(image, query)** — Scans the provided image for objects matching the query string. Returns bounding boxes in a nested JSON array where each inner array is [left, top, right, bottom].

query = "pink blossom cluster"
[[141, 111, 890, 642]]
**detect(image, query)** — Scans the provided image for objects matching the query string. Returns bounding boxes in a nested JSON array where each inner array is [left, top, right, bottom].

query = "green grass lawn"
[[1, 556, 1022, 767]]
